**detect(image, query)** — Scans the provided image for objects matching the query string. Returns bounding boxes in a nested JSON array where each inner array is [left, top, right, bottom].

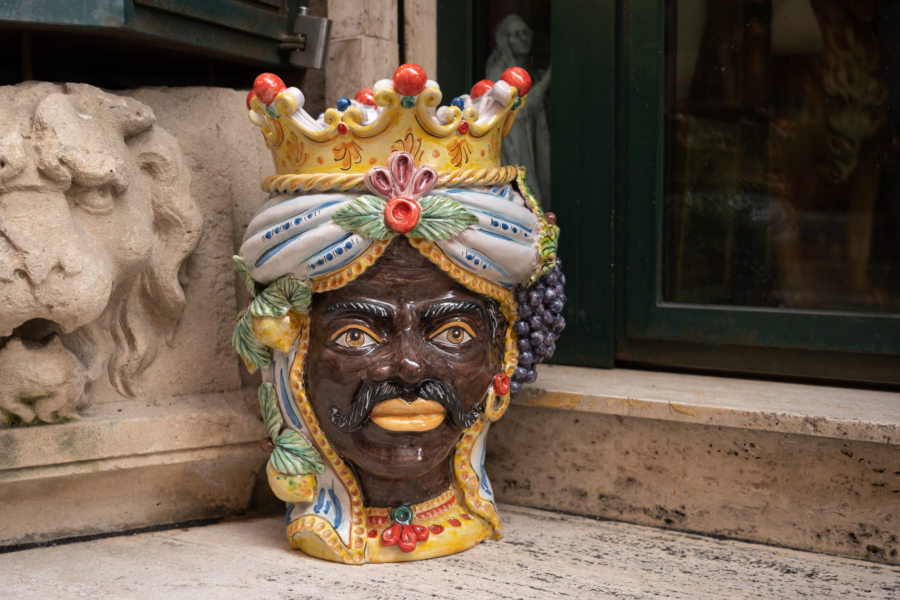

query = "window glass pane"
[[484, 2, 552, 210], [664, 0, 900, 312]]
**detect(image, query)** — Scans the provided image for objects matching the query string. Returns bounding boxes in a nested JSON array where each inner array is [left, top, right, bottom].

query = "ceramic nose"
[[394, 327, 426, 384], [366, 325, 426, 385]]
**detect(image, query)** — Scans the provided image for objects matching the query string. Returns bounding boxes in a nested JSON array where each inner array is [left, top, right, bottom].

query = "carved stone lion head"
[[0, 83, 202, 425]]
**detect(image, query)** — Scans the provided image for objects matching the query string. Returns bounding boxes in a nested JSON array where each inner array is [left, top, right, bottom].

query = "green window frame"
[[442, 0, 900, 385], [438, 0, 618, 370], [0, 0, 301, 67]]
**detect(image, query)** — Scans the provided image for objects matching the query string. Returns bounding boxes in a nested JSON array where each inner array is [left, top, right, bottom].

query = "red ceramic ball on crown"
[[500, 67, 532, 96], [355, 88, 375, 106], [393, 64, 428, 96], [246, 90, 256, 110], [470, 79, 494, 99], [254, 73, 286, 105]]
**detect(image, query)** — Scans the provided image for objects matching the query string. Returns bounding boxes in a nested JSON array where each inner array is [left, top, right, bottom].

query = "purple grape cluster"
[[510, 258, 566, 395]]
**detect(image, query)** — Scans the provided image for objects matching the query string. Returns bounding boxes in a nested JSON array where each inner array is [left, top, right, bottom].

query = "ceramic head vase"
[[233, 64, 565, 563]]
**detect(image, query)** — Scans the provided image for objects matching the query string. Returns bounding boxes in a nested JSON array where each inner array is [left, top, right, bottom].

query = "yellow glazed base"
[[287, 487, 495, 563]]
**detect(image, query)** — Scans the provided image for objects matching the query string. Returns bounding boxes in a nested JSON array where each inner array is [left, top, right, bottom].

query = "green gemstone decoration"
[[512, 97, 522, 110], [390, 505, 414, 525], [265, 105, 280, 118], [401, 95, 416, 109]]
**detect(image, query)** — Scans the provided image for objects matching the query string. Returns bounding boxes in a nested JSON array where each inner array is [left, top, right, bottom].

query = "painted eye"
[[330, 325, 380, 349], [429, 321, 476, 346]]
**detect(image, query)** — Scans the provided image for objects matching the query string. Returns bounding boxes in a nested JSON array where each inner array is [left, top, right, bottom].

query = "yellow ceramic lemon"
[[252, 312, 301, 353], [266, 461, 317, 503]]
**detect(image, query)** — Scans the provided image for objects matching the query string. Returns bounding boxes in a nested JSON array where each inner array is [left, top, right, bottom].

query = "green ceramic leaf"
[[533, 224, 560, 283], [249, 286, 289, 317], [271, 429, 325, 475], [232, 255, 257, 298], [258, 382, 282, 440], [232, 309, 271, 372], [332, 195, 394, 240], [410, 195, 478, 241], [273, 277, 312, 312], [248, 277, 312, 317]]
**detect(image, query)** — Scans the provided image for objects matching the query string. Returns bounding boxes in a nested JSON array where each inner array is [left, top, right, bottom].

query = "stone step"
[[487, 365, 900, 564], [4, 504, 898, 599]]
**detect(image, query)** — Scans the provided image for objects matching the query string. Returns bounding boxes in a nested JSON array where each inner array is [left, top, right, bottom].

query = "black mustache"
[[328, 379, 481, 432]]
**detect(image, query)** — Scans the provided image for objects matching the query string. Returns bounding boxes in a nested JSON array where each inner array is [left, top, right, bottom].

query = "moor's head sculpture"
[[0, 83, 202, 425], [233, 64, 565, 563]]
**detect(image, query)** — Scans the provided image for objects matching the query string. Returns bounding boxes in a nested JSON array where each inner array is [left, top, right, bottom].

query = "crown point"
[[393, 64, 428, 96], [337, 97, 352, 111], [500, 67, 532, 96], [470, 79, 494, 99], [254, 73, 287, 105], [246, 90, 256, 110], [355, 88, 375, 106]]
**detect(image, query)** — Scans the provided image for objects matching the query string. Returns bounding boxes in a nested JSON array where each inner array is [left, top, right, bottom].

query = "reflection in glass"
[[485, 4, 551, 209], [664, 0, 900, 312]]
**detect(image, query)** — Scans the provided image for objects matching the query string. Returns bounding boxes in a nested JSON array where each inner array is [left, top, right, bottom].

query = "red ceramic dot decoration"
[[458, 121, 469, 135], [384, 197, 420, 234], [246, 90, 256, 110], [493, 373, 510, 396], [500, 67, 532, 96], [392, 64, 428, 96], [337, 123, 348, 135], [470, 79, 493, 99], [355, 88, 375, 106], [253, 73, 286, 105]]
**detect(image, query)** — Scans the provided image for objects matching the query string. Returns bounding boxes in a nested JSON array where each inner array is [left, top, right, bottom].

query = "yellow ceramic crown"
[[248, 64, 533, 193]]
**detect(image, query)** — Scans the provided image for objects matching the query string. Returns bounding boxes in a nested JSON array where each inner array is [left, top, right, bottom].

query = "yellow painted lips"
[[370, 399, 446, 432]]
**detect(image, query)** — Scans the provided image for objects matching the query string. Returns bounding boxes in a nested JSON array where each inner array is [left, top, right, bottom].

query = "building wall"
[[0, 0, 435, 545]]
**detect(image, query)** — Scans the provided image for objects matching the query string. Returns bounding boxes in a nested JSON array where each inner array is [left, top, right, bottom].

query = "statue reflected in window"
[[486, 14, 551, 209]]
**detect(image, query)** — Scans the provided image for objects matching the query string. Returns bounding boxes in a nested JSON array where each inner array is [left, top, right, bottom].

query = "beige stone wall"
[[326, 0, 400, 105], [0, 84, 273, 545], [404, 0, 438, 75], [0, 0, 436, 546]]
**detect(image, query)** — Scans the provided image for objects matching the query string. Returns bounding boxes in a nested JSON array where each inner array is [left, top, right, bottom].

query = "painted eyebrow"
[[323, 300, 393, 319], [422, 300, 485, 321]]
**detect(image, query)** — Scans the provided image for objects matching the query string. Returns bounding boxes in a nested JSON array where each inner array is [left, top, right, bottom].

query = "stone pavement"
[[4, 504, 898, 599]]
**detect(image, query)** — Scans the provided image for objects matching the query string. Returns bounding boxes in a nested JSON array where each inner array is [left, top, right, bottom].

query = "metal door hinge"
[[279, 6, 331, 69]]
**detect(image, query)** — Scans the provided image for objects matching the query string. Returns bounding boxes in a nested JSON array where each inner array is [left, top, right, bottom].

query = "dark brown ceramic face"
[[306, 238, 505, 506]]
